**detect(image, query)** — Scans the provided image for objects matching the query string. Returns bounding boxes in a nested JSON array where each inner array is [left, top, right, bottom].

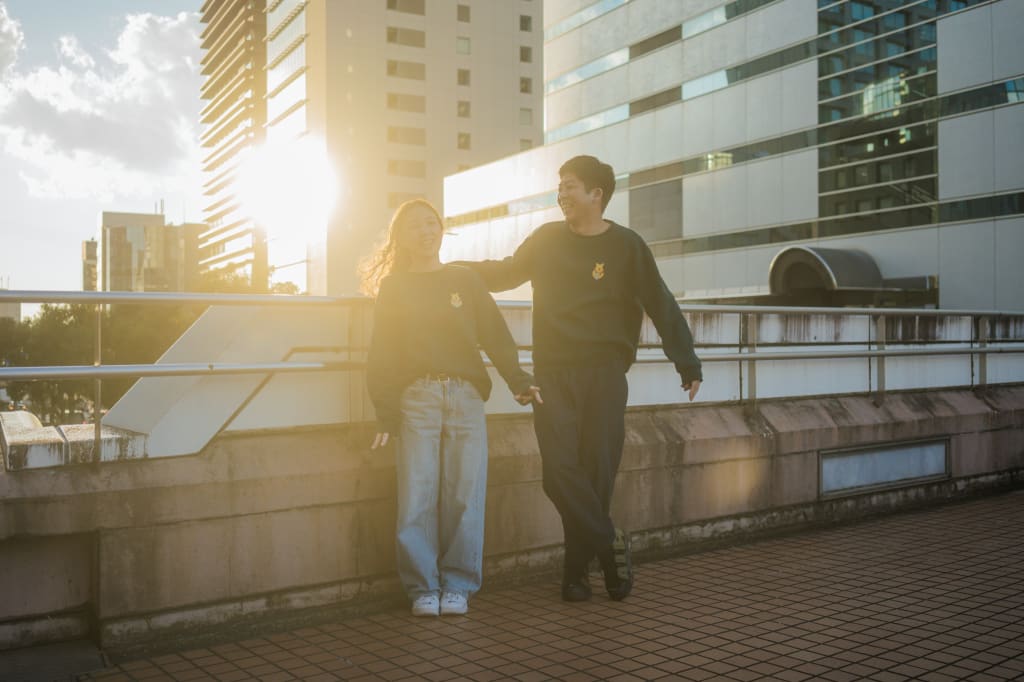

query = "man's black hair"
[[559, 155, 615, 211]]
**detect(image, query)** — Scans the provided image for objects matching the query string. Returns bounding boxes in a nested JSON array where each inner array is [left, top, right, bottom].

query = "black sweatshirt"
[[460, 221, 702, 382], [366, 264, 534, 434]]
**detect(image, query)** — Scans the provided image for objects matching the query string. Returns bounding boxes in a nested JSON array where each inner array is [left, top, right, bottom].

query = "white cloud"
[[0, 11, 204, 207], [0, 2, 24, 76], [59, 35, 94, 70]]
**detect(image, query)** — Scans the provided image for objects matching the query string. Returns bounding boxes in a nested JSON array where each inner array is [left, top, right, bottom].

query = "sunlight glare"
[[236, 136, 338, 247]]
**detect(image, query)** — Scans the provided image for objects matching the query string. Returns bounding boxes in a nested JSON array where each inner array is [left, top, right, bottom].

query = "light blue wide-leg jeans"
[[396, 377, 488, 600]]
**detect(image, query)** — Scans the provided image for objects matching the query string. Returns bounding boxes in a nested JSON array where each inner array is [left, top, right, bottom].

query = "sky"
[[0, 0, 204, 297]]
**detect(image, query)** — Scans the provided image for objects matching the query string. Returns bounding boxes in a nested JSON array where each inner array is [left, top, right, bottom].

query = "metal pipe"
[[875, 315, 887, 406], [0, 289, 1020, 318], [978, 316, 989, 388], [0, 290, 349, 306], [94, 303, 102, 462], [0, 361, 360, 382], [2, 348, 1022, 382], [746, 313, 758, 409]]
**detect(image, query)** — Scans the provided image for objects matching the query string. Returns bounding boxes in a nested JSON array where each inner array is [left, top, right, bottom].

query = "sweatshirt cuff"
[[677, 364, 702, 385], [510, 372, 535, 396]]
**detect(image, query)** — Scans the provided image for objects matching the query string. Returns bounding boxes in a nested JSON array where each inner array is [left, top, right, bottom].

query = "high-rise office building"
[[200, 0, 544, 295], [198, 0, 268, 290], [82, 239, 98, 292], [99, 212, 202, 293], [442, 0, 1024, 310]]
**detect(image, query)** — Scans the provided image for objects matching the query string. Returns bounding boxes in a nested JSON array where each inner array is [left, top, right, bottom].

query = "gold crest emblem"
[[592, 262, 605, 280], [450, 292, 463, 308]]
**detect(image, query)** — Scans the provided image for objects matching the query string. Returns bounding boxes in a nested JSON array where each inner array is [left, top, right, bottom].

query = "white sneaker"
[[411, 594, 439, 617], [440, 592, 468, 615]]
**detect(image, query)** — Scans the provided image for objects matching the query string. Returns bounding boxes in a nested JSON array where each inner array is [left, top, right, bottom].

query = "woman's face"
[[398, 204, 443, 259]]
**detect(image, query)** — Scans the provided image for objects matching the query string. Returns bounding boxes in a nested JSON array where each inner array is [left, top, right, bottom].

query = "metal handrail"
[[2, 289, 1020, 318], [0, 290, 346, 306], [0, 361, 358, 381], [3, 346, 1022, 382], [2, 290, 1023, 461]]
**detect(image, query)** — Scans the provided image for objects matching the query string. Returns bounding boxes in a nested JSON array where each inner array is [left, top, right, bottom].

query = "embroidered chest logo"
[[450, 292, 463, 308], [592, 262, 605, 280]]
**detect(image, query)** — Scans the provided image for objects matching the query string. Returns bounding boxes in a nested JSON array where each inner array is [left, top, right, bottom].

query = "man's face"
[[558, 172, 601, 223]]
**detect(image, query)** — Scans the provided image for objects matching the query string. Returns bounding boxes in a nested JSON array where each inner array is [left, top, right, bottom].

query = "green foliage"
[[194, 269, 255, 294], [0, 303, 205, 424], [0, 269, 306, 425]]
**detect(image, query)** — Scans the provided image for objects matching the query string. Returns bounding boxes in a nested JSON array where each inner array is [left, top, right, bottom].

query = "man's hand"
[[371, 432, 390, 449], [514, 385, 543, 405], [682, 379, 701, 402]]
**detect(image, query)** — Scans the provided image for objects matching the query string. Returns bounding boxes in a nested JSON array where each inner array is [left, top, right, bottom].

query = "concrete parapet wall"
[[0, 386, 1022, 653]]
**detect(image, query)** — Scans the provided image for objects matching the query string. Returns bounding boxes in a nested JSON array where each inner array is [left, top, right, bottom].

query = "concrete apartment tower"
[[200, 0, 543, 295], [198, 0, 269, 290], [441, 0, 1024, 311]]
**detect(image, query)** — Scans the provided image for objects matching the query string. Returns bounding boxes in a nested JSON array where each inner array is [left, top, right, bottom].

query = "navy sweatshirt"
[[366, 264, 534, 433], [460, 221, 702, 382]]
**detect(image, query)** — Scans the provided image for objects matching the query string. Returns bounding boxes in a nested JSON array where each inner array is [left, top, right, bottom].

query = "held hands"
[[682, 379, 701, 401], [514, 385, 543, 405], [371, 432, 390, 449]]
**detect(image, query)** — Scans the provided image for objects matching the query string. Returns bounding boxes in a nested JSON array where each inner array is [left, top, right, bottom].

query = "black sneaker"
[[601, 528, 633, 601], [561, 576, 592, 602]]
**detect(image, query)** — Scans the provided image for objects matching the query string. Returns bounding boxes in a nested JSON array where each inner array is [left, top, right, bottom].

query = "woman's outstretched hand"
[[371, 432, 390, 449]]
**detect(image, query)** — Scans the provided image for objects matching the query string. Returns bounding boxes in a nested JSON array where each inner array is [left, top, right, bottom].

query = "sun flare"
[[235, 136, 338, 250]]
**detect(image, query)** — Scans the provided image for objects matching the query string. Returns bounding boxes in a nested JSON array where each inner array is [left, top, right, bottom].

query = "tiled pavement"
[[79, 491, 1024, 681]]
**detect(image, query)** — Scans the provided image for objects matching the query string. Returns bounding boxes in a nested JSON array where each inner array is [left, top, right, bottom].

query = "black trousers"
[[533, 363, 628, 579]]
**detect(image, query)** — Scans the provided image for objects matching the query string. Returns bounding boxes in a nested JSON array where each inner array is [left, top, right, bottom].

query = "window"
[[629, 87, 681, 116], [457, 4, 470, 21], [387, 126, 426, 145], [386, 26, 425, 48], [456, 37, 471, 54], [629, 180, 682, 242], [386, 0, 425, 15], [386, 59, 426, 80], [520, 46, 533, 63], [387, 159, 427, 178], [520, 138, 533, 151], [520, 77, 533, 94], [386, 92, 426, 112], [519, 107, 533, 125], [457, 68, 470, 86], [457, 132, 471, 150], [520, 15, 532, 31], [629, 26, 681, 59], [457, 100, 471, 117]]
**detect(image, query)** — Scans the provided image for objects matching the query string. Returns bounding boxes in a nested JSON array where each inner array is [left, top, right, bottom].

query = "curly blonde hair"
[[358, 198, 444, 297]]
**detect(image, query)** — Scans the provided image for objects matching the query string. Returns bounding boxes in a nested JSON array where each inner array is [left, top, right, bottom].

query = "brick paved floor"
[[80, 491, 1024, 681]]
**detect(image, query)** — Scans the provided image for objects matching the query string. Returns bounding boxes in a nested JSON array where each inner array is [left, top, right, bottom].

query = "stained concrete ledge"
[[0, 385, 1022, 654], [0, 412, 146, 471]]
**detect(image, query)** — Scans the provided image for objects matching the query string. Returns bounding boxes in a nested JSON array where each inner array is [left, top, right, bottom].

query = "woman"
[[362, 199, 541, 617]]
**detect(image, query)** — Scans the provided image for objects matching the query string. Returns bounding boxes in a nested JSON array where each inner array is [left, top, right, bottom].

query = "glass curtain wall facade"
[[441, 0, 1024, 310]]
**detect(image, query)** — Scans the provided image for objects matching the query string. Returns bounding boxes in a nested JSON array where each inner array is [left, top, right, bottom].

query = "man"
[[465, 155, 702, 602]]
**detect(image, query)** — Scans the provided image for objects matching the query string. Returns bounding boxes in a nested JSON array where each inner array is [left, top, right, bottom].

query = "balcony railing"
[[2, 289, 1023, 460]]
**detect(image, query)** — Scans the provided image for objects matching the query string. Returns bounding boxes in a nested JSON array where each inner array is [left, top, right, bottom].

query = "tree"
[[0, 268, 307, 424], [18, 304, 95, 424], [0, 316, 31, 405]]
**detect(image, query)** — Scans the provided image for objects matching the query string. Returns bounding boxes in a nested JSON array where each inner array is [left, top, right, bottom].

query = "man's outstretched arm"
[[452, 229, 537, 292]]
